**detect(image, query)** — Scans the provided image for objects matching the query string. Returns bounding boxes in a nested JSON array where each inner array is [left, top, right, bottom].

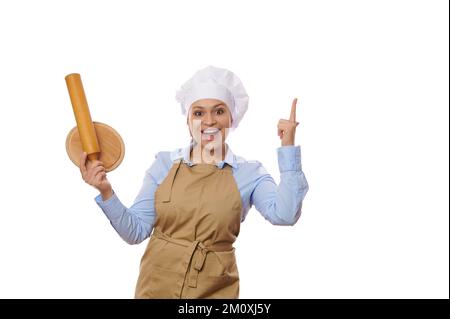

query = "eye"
[[193, 111, 203, 117], [216, 108, 225, 115]]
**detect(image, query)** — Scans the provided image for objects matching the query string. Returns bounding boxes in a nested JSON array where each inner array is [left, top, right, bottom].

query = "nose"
[[203, 112, 216, 126]]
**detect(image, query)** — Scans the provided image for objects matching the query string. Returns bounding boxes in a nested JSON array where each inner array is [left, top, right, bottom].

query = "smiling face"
[[187, 98, 232, 148]]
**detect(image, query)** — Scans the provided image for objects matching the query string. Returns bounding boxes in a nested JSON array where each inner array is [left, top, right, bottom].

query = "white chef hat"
[[175, 65, 249, 130]]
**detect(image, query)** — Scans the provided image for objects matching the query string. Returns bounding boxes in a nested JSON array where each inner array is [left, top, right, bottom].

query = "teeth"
[[203, 128, 220, 134]]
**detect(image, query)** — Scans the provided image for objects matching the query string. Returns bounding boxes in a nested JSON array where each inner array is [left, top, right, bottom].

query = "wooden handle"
[[65, 73, 100, 161]]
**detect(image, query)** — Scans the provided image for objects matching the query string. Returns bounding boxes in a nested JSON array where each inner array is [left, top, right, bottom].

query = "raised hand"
[[79, 152, 113, 200], [277, 98, 299, 146]]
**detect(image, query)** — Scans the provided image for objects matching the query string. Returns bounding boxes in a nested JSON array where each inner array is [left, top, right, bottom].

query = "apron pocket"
[[138, 265, 184, 299]]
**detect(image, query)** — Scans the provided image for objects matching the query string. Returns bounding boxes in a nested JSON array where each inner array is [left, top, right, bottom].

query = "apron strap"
[[161, 159, 183, 203], [152, 228, 231, 289]]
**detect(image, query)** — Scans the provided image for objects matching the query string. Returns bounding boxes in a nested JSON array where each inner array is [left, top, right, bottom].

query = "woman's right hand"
[[80, 152, 113, 199]]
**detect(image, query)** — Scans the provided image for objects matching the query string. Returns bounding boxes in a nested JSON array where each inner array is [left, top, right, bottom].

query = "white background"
[[0, 0, 448, 299]]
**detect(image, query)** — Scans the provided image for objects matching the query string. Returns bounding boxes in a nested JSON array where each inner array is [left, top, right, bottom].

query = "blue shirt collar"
[[170, 140, 237, 169]]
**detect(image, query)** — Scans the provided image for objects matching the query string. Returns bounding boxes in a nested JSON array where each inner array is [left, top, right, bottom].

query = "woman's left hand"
[[278, 98, 299, 146]]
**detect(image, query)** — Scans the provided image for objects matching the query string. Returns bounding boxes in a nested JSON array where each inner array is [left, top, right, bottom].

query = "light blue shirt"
[[95, 143, 309, 245]]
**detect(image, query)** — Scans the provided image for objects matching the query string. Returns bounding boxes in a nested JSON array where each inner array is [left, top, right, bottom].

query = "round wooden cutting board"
[[66, 121, 125, 172]]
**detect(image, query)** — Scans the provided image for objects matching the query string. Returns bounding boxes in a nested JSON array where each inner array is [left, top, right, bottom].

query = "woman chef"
[[79, 66, 309, 298]]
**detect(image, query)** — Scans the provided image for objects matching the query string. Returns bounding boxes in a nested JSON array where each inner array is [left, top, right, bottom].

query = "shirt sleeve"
[[94, 152, 166, 244], [250, 145, 309, 225]]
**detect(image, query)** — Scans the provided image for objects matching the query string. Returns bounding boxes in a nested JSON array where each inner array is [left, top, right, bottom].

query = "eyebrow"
[[192, 103, 224, 109]]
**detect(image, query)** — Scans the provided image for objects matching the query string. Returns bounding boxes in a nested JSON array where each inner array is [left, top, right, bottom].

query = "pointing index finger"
[[289, 98, 298, 122]]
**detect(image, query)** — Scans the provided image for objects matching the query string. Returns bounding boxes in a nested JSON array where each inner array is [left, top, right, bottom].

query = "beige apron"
[[135, 159, 242, 298]]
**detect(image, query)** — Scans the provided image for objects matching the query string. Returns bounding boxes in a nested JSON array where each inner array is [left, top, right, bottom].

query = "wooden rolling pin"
[[65, 73, 100, 161]]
